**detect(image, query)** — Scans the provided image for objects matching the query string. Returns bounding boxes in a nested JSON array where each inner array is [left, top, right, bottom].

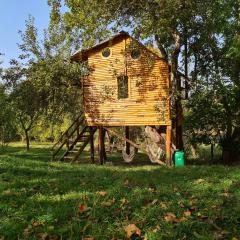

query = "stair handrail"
[[51, 111, 84, 154]]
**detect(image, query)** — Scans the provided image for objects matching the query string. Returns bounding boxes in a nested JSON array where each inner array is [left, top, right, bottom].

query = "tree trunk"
[[184, 33, 189, 99], [210, 143, 214, 162], [24, 129, 30, 151], [171, 32, 183, 150], [1, 126, 4, 147]]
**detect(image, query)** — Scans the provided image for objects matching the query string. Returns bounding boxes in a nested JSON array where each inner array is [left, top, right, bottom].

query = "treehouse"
[[52, 31, 175, 166]]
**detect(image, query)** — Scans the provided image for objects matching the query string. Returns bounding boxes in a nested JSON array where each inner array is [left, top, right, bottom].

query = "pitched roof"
[[71, 31, 164, 61]]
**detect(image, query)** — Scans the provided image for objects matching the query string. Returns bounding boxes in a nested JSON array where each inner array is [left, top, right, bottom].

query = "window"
[[117, 75, 129, 99], [131, 49, 141, 60], [102, 48, 111, 58]]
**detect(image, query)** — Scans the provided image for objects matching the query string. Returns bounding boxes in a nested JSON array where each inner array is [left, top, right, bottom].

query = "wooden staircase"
[[51, 112, 96, 162]]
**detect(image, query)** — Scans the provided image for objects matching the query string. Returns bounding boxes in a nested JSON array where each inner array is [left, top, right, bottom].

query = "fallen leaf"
[[113, 207, 122, 215], [77, 203, 88, 214], [148, 184, 157, 193], [178, 217, 187, 222], [123, 179, 130, 187], [178, 201, 185, 208], [164, 212, 185, 223], [23, 226, 32, 238], [120, 198, 129, 205], [36, 233, 48, 240], [101, 198, 115, 206], [183, 210, 191, 217], [197, 212, 208, 220], [2, 189, 19, 196], [96, 191, 107, 196], [189, 206, 197, 212], [173, 187, 178, 192], [32, 220, 43, 227], [124, 224, 141, 239], [83, 237, 94, 240], [164, 212, 177, 222], [159, 201, 167, 209], [219, 192, 230, 197], [151, 199, 158, 205], [194, 178, 205, 184], [48, 235, 59, 240], [152, 225, 161, 233]]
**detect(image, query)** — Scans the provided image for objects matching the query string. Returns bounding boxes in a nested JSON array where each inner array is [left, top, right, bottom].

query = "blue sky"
[[0, 0, 50, 67]]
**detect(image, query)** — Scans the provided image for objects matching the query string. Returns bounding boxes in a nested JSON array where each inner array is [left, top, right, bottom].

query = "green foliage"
[[3, 14, 84, 145], [0, 85, 16, 145]]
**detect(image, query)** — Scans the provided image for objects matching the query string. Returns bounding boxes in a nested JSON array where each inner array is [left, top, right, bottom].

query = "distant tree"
[[3, 15, 84, 144], [17, 16, 83, 130], [9, 80, 42, 150]]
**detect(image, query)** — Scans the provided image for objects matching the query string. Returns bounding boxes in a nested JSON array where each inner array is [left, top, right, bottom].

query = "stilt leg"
[[103, 128, 107, 161], [98, 126, 104, 165], [90, 127, 94, 163], [166, 125, 172, 166], [125, 126, 130, 154]]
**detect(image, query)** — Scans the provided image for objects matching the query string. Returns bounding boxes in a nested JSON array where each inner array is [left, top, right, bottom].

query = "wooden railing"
[[51, 112, 85, 161]]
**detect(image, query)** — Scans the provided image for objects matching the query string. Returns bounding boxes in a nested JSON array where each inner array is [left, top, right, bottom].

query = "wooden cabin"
[[52, 31, 173, 165], [71, 31, 171, 127]]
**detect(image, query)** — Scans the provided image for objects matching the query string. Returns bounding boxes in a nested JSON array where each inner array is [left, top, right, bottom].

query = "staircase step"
[[68, 150, 79, 153], [79, 134, 90, 138], [64, 155, 75, 160], [78, 139, 89, 142]]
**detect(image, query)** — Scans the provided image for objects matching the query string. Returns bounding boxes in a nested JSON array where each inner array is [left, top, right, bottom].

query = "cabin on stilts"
[[52, 31, 180, 166]]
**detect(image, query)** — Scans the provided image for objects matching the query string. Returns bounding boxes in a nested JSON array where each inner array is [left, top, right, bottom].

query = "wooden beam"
[[98, 126, 104, 165], [103, 127, 144, 152], [125, 126, 130, 154], [90, 127, 95, 163], [166, 125, 172, 166]]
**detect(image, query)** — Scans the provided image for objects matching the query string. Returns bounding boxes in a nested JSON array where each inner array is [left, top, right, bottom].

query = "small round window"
[[102, 48, 111, 58], [131, 49, 141, 60]]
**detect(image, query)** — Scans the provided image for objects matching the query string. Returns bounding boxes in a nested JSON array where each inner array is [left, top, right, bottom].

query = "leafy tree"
[[52, 0, 240, 160], [9, 80, 42, 150], [18, 16, 83, 131], [49, 0, 237, 149], [3, 15, 84, 144]]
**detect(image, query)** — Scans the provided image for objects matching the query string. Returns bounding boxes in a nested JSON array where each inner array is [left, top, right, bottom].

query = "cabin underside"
[[51, 111, 174, 166]]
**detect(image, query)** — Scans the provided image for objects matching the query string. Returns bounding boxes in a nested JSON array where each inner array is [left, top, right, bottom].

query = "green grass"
[[0, 143, 240, 240]]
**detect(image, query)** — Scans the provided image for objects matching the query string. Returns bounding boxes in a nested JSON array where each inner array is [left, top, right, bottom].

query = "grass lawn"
[[0, 142, 240, 240]]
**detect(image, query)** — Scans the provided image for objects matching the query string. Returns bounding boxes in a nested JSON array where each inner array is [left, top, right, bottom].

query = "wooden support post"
[[90, 127, 94, 163], [98, 126, 104, 165], [103, 128, 107, 161], [166, 125, 172, 166], [125, 126, 130, 155]]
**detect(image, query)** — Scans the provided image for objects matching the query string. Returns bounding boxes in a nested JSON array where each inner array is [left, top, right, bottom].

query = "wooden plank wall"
[[84, 36, 171, 126]]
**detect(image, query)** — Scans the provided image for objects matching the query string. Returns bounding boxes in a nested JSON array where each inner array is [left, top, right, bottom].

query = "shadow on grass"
[[0, 143, 240, 239]]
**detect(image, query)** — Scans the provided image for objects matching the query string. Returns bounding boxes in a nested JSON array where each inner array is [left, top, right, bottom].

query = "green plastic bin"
[[174, 151, 185, 167]]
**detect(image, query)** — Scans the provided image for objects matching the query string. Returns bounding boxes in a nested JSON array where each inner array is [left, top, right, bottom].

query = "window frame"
[[101, 47, 112, 59], [130, 48, 141, 60], [117, 75, 129, 100]]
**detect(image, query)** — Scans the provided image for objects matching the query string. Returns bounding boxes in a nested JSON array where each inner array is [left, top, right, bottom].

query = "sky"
[[0, 0, 50, 67]]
